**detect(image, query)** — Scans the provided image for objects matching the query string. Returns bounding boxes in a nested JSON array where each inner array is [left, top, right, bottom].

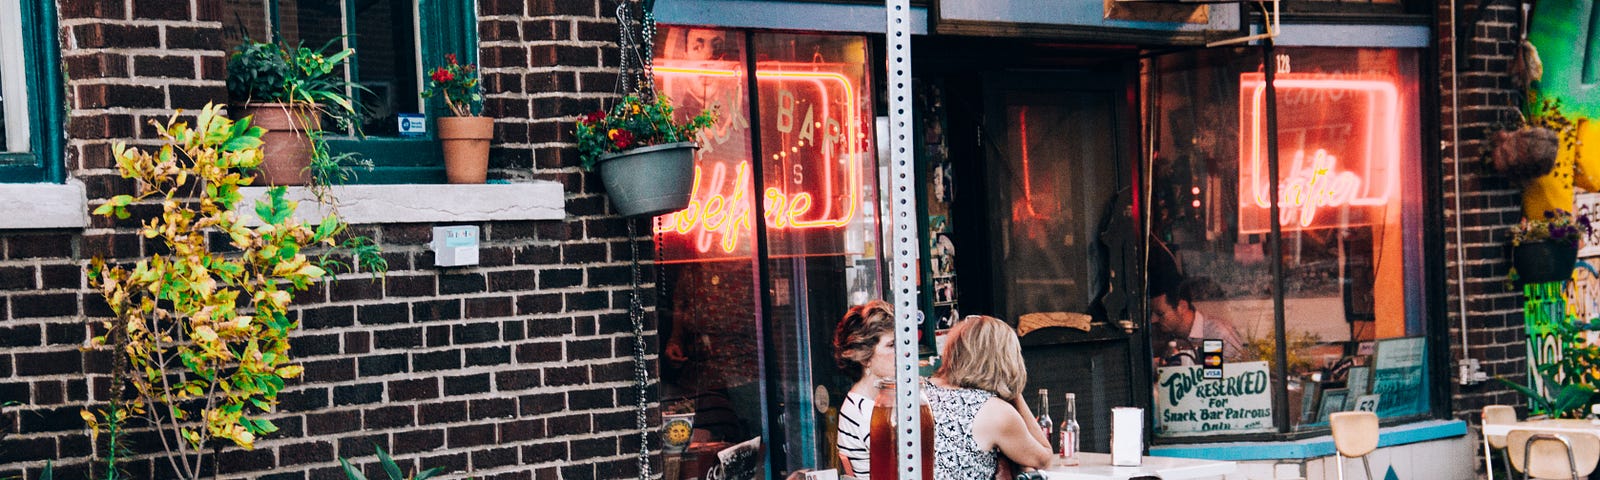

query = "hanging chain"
[[628, 220, 652, 480], [614, 1, 656, 102]]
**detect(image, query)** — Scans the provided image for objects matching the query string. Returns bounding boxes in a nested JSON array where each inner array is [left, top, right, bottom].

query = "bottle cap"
[[1065, 393, 1076, 400], [1039, 388, 1048, 394]]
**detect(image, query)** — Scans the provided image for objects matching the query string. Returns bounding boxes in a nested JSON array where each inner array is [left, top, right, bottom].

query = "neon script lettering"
[[1250, 149, 1365, 228]]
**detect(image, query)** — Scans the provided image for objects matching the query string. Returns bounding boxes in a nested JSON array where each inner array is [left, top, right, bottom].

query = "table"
[[1040, 452, 1237, 480], [1482, 418, 1600, 438], [1481, 419, 1600, 480]]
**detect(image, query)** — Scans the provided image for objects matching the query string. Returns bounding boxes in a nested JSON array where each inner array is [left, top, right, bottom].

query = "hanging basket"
[[1513, 240, 1579, 284], [597, 141, 697, 218]]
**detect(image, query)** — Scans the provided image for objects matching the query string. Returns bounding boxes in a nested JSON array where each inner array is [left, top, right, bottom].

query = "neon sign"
[[652, 61, 869, 256], [1238, 73, 1401, 233]]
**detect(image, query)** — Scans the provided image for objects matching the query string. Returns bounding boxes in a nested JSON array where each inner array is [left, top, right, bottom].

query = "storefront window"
[[1147, 47, 1426, 437], [654, 27, 881, 478]]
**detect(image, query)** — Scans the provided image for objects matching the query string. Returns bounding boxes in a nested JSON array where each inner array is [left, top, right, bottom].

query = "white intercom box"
[[431, 225, 480, 267]]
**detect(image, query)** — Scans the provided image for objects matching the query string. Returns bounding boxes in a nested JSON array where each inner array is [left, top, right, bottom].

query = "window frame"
[[260, 0, 478, 184], [0, 0, 63, 184]]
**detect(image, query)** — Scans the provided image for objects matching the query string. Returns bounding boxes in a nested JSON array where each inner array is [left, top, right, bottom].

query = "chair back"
[[1507, 430, 1600, 479], [1483, 405, 1517, 449], [1330, 411, 1379, 458]]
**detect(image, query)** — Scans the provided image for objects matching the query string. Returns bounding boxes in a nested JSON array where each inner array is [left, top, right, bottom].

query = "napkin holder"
[[1111, 407, 1144, 466]]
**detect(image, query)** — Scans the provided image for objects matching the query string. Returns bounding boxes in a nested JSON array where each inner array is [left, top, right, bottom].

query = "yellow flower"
[[631, 104, 641, 114], [608, 129, 620, 139]]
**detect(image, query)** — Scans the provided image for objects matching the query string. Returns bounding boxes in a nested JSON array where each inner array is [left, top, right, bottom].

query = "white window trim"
[[237, 182, 566, 225], [0, 0, 31, 152], [0, 180, 89, 229]]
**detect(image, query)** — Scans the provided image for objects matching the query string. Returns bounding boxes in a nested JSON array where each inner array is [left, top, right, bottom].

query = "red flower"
[[446, 53, 458, 65], [582, 110, 606, 124], [431, 68, 455, 83], [609, 129, 634, 149]]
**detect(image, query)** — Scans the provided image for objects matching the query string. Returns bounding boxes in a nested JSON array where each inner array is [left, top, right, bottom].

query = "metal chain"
[[628, 220, 652, 480], [614, 1, 655, 102]]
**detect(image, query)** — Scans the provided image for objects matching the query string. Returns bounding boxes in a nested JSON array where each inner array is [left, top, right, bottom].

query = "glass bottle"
[[1035, 388, 1055, 452], [870, 379, 935, 480], [1059, 392, 1080, 466]]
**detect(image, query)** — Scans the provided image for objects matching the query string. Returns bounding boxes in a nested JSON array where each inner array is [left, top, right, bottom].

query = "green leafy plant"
[[573, 94, 716, 170], [1498, 317, 1600, 418], [226, 39, 363, 130], [1510, 208, 1592, 247], [1497, 374, 1595, 419], [422, 54, 482, 117], [340, 445, 445, 480], [86, 104, 376, 479]]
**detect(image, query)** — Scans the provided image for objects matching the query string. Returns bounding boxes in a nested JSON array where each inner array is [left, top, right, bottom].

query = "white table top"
[[1483, 418, 1600, 437], [1040, 452, 1237, 480]]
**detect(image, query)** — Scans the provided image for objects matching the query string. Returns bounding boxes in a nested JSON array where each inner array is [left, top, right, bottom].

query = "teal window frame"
[[264, 0, 478, 184], [0, 0, 64, 184]]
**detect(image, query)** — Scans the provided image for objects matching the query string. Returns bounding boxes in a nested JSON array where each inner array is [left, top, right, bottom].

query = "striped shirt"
[[837, 391, 874, 479]]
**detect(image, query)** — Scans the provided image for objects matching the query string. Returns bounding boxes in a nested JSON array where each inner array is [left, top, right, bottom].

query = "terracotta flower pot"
[[597, 142, 697, 217], [240, 103, 317, 186], [1513, 239, 1579, 284], [438, 116, 494, 184]]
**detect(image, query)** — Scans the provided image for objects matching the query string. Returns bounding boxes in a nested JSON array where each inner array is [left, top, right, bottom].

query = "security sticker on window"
[[399, 113, 426, 137]]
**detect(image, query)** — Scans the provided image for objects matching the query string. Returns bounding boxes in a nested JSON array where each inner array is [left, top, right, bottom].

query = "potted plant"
[[1489, 98, 1571, 183], [1510, 208, 1591, 284], [574, 94, 716, 217], [423, 53, 491, 184], [226, 39, 362, 186]]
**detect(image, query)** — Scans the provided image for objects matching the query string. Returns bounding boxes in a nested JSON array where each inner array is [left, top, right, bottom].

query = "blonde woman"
[[926, 315, 1055, 480], [831, 300, 896, 479]]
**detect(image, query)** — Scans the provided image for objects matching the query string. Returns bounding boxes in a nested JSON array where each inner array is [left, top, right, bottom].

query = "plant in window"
[[85, 104, 382, 479], [423, 53, 493, 184], [573, 94, 717, 217], [1509, 208, 1592, 284], [226, 39, 366, 186]]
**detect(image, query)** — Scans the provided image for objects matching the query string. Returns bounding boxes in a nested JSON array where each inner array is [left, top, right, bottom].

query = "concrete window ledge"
[[0, 180, 89, 230], [1148, 419, 1468, 461], [238, 182, 566, 225]]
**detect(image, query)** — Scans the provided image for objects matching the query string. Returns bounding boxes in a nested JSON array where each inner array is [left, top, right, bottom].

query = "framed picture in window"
[[1316, 388, 1349, 424]]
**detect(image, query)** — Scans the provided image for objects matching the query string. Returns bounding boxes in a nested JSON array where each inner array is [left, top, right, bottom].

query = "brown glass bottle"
[[869, 379, 934, 480]]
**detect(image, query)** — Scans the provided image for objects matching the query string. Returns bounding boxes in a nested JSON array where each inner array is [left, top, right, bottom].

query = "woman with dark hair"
[[926, 315, 1055, 480], [831, 300, 896, 479]]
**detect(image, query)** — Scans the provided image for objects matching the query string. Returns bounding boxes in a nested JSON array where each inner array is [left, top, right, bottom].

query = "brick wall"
[[1, 1, 653, 479], [1439, 0, 1528, 453]]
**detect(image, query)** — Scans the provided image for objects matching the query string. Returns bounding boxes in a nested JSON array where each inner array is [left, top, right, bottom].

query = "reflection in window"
[[1148, 47, 1425, 437], [217, 0, 423, 137], [653, 27, 882, 477]]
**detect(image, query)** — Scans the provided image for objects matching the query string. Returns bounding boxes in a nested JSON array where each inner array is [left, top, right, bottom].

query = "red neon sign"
[[652, 61, 869, 257], [1238, 73, 1401, 233]]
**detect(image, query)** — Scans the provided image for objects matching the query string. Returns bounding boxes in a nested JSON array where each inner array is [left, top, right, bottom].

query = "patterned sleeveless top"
[[924, 381, 999, 480]]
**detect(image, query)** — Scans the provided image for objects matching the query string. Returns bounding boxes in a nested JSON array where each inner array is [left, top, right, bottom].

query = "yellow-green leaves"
[[86, 103, 341, 464]]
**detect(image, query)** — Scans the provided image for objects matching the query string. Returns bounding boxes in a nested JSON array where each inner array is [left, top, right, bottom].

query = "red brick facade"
[[2, 1, 652, 479]]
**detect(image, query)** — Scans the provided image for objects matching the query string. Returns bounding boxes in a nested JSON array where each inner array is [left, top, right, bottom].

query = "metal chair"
[[1329, 411, 1379, 480], [1506, 430, 1600, 480], [1483, 405, 1518, 480]]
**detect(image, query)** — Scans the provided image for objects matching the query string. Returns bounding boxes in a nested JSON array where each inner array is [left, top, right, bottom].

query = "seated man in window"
[[1151, 279, 1248, 367]]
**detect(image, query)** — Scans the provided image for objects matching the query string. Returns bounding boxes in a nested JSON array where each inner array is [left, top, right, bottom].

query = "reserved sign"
[[1155, 361, 1276, 436]]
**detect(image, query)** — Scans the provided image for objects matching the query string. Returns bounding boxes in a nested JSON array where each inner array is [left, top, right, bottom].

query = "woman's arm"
[[975, 398, 1055, 469], [1008, 394, 1051, 449]]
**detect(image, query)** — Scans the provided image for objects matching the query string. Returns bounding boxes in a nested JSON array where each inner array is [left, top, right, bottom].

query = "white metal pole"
[[885, 0, 922, 478]]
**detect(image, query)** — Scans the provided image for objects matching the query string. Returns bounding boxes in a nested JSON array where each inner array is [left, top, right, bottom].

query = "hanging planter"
[[1513, 240, 1578, 284], [1509, 209, 1590, 284], [574, 94, 716, 218], [596, 141, 698, 217]]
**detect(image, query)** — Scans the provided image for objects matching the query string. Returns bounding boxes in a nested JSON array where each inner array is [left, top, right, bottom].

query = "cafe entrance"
[[915, 59, 1151, 453]]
